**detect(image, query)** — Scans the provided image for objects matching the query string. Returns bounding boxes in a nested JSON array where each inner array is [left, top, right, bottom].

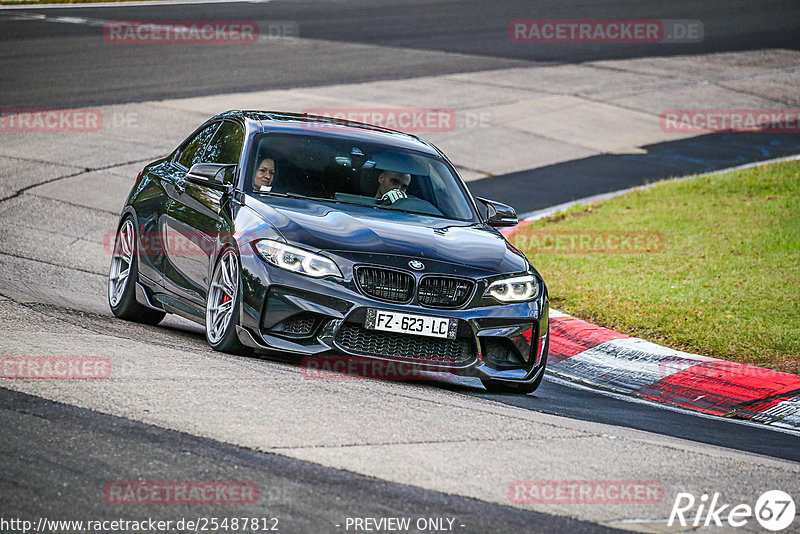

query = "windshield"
[[248, 133, 477, 222]]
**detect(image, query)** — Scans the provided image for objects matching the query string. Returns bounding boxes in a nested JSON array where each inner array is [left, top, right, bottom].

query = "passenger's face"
[[255, 159, 275, 187], [376, 171, 411, 197]]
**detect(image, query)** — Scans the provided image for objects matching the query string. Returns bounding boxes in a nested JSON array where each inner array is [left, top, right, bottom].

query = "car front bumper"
[[237, 251, 549, 383]]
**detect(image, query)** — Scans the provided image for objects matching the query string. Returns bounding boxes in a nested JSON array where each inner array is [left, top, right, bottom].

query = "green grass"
[[510, 159, 800, 373]]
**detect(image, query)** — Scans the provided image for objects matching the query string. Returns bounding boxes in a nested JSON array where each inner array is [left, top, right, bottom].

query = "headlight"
[[485, 274, 539, 302], [254, 239, 342, 278]]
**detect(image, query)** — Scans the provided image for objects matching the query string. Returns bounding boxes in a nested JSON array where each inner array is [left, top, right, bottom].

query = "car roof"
[[213, 110, 442, 157]]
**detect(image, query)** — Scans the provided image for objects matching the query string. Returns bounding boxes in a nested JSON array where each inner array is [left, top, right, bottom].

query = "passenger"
[[375, 170, 411, 204], [254, 158, 275, 192]]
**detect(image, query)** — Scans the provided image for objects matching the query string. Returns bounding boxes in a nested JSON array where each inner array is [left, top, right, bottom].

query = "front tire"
[[108, 217, 165, 325], [205, 248, 248, 354]]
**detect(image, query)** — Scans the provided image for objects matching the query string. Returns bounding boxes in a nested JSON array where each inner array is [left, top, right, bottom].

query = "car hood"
[[246, 197, 529, 275]]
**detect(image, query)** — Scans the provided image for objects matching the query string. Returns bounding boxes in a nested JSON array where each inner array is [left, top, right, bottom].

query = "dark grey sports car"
[[108, 111, 549, 393]]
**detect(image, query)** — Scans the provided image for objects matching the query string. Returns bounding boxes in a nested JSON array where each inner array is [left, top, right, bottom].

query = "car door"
[[135, 121, 220, 287], [162, 120, 244, 306]]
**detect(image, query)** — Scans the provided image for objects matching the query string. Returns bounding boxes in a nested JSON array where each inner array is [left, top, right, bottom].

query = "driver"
[[254, 158, 275, 192], [375, 170, 411, 204]]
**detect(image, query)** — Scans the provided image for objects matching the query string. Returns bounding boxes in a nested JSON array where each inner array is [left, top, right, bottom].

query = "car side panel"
[[162, 181, 226, 305], [127, 160, 179, 287]]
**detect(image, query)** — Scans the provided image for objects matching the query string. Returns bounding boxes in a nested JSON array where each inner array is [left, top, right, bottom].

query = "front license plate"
[[365, 309, 457, 340]]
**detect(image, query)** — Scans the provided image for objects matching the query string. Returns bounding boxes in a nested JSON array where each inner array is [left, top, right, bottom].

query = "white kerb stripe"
[[753, 396, 800, 427], [549, 337, 714, 394]]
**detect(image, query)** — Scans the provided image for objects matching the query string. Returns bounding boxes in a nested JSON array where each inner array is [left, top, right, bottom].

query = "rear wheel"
[[205, 248, 248, 354], [108, 217, 165, 325]]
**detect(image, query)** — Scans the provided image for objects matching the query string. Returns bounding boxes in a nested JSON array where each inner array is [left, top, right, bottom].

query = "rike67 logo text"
[[669, 490, 795, 531]]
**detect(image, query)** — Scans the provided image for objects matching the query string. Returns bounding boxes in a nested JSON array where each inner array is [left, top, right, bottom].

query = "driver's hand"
[[379, 188, 407, 205]]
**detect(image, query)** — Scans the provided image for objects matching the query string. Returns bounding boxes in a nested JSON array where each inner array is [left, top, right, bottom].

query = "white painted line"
[[5, 9, 302, 42], [0, 0, 262, 10], [50, 16, 89, 24], [1, 12, 44, 19], [545, 374, 800, 437], [518, 153, 800, 221], [40, 14, 106, 27]]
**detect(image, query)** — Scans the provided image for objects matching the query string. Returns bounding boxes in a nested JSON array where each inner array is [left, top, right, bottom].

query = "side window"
[[204, 121, 244, 166], [177, 122, 220, 169]]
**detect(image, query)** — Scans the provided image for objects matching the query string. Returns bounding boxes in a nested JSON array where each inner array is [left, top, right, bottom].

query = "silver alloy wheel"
[[206, 249, 239, 344], [108, 219, 135, 307]]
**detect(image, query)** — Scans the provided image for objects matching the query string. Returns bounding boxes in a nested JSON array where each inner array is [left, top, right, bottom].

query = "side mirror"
[[477, 197, 518, 227], [186, 163, 236, 191]]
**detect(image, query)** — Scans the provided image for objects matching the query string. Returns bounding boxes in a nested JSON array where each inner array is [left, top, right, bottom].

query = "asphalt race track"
[[2, 0, 800, 108], [469, 132, 800, 215], [1, 1, 799, 533], [0, 387, 617, 534]]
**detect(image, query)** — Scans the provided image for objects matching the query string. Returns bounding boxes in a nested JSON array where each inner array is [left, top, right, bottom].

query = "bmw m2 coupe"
[[108, 111, 549, 393]]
